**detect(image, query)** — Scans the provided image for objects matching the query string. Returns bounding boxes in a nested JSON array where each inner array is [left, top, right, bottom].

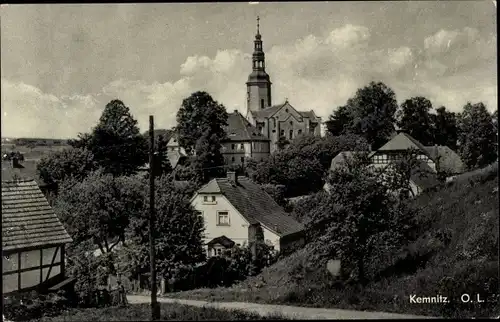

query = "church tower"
[[246, 16, 272, 115]]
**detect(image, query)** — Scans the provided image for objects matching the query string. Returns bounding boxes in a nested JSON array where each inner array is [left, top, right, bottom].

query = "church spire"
[[252, 16, 265, 71], [246, 16, 272, 114]]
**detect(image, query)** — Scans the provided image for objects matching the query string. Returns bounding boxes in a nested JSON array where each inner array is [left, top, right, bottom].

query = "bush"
[[3, 291, 72, 321]]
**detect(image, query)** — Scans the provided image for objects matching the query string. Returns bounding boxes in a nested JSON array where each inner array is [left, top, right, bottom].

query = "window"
[[203, 196, 216, 204], [298, 129, 302, 135], [231, 157, 235, 162], [240, 144, 244, 149], [203, 196, 208, 202], [231, 144, 235, 150], [212, 196, 216, 202], [216, 248, 222, 256], [290, 121, 293, 126], [217, 211, 230, 226], [241, 157, 245, 163], [280, 129, 285, 137], [261, 99, 265, 110], [289, 130, 293, 140]]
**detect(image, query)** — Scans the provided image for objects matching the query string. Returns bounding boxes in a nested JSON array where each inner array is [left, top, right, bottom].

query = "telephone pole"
[[149, 115, 160, 320]]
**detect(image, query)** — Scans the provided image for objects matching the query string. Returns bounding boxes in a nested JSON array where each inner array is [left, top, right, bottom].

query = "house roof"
[[224, 111, 270, 142], [329, 151, 358, 171], [250, 103, 284, 120], [206, 235, 235, 248], [410, 160, 440, 190], [299, 111, 320, 121], [167, 150, 187, 168], [196, 176, 304, 237], [1, 160, 47, 187], [424, 145, 465, 174], [377, 132, 431, 157], [2, 179, 72, 252]]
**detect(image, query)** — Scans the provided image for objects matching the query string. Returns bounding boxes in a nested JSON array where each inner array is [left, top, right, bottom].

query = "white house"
[[2, 179, 73, 295], [190, 172, 305, 257]]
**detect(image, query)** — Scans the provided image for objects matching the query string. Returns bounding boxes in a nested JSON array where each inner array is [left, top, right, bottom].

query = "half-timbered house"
[[2, 179, 73, 295]]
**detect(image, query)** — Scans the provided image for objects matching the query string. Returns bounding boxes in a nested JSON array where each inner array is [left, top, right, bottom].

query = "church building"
[[243, 17, 322, 153]]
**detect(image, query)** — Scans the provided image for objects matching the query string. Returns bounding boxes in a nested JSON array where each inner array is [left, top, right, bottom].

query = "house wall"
[[191, 193, 281, 251], [222, 141, 270, 164], [2, 246, 63, 294]]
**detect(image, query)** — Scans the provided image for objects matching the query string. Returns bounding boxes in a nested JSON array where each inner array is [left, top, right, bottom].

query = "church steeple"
[[246, 16, 272, 115]]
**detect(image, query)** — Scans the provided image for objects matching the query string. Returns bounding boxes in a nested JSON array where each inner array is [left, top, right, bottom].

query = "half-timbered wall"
[[2, 245, 63, 294]]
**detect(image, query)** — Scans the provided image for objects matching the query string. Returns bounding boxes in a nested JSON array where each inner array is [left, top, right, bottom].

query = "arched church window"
[[260, 99, 264, 110]]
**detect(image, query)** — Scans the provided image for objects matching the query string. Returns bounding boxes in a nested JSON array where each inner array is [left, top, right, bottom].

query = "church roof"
[[250, 103, 284, 119], [224, 111, 270, 142]]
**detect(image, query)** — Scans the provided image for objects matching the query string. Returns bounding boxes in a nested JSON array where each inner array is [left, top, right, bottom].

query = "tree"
[[344, 82, 398, 150], [37, 148, 97, 186], [457, 102, 497, 170], [152, 134, 173, 177], [53, 170, 145, 274], [276, 136, 290, 150], [176, 91, 228, 155], [192, 130, 226, 183], [325, 105, 353, 136], [431, 106, 458, 150], [309, 153, 414, 284], [396, 97, 435, 146], [122, 175, 205, 280], [72, 100, 148, 176]]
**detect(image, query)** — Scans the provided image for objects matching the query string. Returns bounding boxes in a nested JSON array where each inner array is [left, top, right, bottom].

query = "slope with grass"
[[167, 163, 499, 319], [30, 303, 288, 321]]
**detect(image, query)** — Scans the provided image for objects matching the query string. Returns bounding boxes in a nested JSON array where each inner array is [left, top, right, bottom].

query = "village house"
[[190, 172, 305, 257], [221, 110, 271, 166], [2, 179, 74, 295], [166, 133, 187, 154], [324, 132, 465, 196]]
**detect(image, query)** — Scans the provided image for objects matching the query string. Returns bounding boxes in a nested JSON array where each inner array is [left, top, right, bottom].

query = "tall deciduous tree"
[[325, 105, 353, 136], [37, 148, 97, 187], [396, 97, 435, 146], [343, 82, 398, 150], [457, 102, 497, 170], [54, 170, 145, 273], [73, 100, 148, 177], [431, 106, 458, 150], [176, 91, 228, 155], [309, 153, 414, 284], [122, 175, 205, 280]]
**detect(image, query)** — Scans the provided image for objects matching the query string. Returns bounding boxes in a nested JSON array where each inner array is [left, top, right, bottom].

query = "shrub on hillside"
[[3, 291, 72, 321]]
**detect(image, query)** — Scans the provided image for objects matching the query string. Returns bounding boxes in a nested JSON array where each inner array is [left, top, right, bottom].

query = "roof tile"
[[2, 179, 72, 252]]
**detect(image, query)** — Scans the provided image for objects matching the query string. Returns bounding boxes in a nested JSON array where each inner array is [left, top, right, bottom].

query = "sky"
[[0, 2, 497, 139]]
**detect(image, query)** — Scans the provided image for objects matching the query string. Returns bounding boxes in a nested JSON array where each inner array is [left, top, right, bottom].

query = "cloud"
[[1, 24, 496, 138]]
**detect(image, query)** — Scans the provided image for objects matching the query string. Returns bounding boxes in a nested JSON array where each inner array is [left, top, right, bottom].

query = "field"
[[1, 143, 70, 160], [30, 303, 289, 321], [165, 163, 500, 319]]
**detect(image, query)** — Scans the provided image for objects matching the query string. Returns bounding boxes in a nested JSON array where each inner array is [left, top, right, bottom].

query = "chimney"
[[11, 156, 20, 168], [227, 171, 237, 184]]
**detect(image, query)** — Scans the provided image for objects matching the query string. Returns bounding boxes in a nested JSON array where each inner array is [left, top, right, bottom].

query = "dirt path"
[[127, 295, 437, 319]]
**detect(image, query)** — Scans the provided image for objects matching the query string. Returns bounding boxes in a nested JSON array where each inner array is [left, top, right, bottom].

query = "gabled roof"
[[195, 176, 304, 237], [1, 160, 47, 187], [424, 145, 465, 174], [377, 132, 431, 157], [167, 150, 187, 168], [330, 151, 359, 171], [299, 111, 321, 121], [250, 103, 284, 119], [2, 179, 72, 252], [206, 235, 235, 248], [410, 160, 440, 190], [224, 111, 270, 142]]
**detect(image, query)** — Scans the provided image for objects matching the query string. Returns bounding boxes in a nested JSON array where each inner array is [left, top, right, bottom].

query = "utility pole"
[[149, 115, 161, 320]]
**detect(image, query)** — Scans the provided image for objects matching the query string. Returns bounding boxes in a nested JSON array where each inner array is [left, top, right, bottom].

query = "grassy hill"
[[169, 163, 499, 318]]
